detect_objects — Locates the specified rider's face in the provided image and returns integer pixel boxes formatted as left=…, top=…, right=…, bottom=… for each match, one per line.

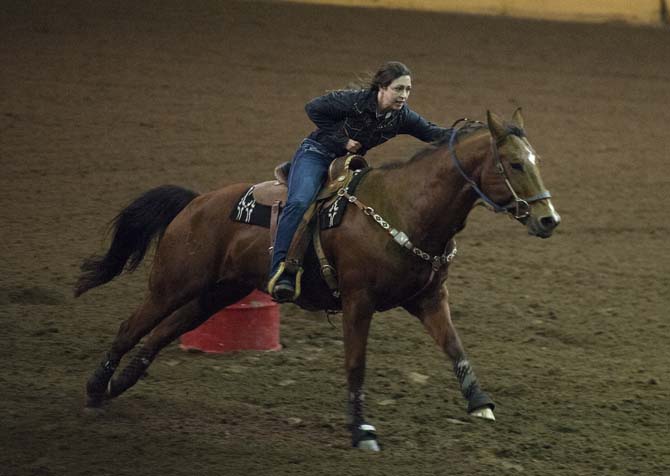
left=377, top=75, right=412, bottom=112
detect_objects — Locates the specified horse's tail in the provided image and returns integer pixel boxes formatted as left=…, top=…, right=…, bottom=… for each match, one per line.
left=74, top=185, right=199, bottom=297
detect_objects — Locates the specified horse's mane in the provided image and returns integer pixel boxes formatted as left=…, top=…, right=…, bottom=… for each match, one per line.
left=378, top=121, right=489, bottom=171
left=378, top=120, right=528, bottom=171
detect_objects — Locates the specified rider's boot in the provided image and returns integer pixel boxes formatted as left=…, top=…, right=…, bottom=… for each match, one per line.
left=268, top=262, right=299, bottom=303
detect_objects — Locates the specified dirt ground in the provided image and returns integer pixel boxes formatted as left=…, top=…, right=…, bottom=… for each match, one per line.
left=1, top=1, right=669, bottom=475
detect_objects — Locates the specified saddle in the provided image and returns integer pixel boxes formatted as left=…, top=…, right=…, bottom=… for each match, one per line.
left=258, top=154, right=369, bottom=300
left=253, top=154, right=368, bottom=205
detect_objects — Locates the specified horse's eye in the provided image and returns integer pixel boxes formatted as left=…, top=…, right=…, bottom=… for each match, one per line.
left=510, top=163, right=524, bottom=172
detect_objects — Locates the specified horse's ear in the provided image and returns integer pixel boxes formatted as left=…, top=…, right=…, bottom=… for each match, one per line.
left=512, top=107, right=525, bottom=130
left=486, top=110, right=506, bottom=141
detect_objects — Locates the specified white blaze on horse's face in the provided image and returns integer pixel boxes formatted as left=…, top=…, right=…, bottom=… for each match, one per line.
left=525, top=148, right=537, bottom=165
left=378, top=75, right=411, bottom=112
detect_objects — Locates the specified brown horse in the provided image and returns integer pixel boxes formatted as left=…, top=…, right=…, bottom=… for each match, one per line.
left=76, top=110, right=560, bottom=451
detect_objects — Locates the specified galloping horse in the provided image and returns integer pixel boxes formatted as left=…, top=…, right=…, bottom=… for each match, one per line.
left=76, top=110, right=560, bottom=451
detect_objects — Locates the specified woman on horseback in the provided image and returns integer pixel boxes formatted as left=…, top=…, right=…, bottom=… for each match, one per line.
left=268, top=61, right=450, bottom=302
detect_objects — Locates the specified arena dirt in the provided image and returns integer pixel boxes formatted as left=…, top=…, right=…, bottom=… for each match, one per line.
left=1, top=1, right=669, bottom=475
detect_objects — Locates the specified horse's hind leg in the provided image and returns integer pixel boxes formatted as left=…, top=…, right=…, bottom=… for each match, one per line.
left=405, top=284, right=495, bottom=420
left=108, top=284, right=254, bottom=399
left=85, top=294, right=188, bottom=407
left=106, top=299, right=203, bottom=399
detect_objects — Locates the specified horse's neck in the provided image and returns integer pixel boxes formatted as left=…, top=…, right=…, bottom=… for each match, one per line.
left=370, top=132, right=491, bottom=253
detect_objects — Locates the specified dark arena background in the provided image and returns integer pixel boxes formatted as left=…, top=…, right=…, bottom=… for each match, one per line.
left=1, top=1, right=669, bottom=474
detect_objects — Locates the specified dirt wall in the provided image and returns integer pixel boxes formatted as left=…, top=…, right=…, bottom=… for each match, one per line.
left=283, top=0, right=666, bottom=24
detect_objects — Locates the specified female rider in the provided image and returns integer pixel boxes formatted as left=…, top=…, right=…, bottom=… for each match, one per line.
left=268, top=61, right=449, bottom=302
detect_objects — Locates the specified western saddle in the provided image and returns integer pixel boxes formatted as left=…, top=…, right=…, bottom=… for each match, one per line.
left=257, top=154, right=369, bottom=301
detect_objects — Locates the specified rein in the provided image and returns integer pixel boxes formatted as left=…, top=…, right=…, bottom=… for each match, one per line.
left=447, top=120, right=552, bottom=220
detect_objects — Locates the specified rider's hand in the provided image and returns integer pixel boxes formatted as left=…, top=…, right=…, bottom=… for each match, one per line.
left=346, top=139, right=362, bottom=153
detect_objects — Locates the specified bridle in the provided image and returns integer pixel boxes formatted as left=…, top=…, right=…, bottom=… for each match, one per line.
left=447, top=119, right=552, bottom=221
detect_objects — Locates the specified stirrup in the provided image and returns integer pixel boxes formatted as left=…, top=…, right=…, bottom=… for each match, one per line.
left=272, top=277, right=295, bottom=303
left=267, top=262, right=303, bottom=302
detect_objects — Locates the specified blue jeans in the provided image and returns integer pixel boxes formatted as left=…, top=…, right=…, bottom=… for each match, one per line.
left=270, top=139, right=336, bottom=275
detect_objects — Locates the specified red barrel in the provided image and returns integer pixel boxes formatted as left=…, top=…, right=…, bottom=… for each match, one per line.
left=180, top=290, right=281, bottom=353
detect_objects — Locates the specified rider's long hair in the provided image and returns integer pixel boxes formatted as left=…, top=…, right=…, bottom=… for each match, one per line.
left=341, top=61, right=412, bottom=91
left=369, top=61, right=411, bottom=90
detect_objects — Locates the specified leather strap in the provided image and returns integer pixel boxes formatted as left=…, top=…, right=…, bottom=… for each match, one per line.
left=313, top=225, right=340, bottom=298
left=285, top=202, right=317, bottom=273
left=269, top=200, right=282, bottom=255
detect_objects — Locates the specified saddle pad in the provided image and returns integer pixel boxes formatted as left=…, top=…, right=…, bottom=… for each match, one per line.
left=319, top=167, right=370, bottom=229
left=229, top=185, right=276, bottom=227
left=319, top=196, right=348, bottom=229
left=230, top=168, right=370, bottom=229
left=229, top=186, right=348, bottom=229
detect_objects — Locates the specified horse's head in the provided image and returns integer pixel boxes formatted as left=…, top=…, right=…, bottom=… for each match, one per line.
left=480, top=109, right=560, bottom=238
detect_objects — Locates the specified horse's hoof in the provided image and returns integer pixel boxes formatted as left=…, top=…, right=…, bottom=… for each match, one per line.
left=356, top=439, right=381, bottom=451
left=84, top=388, right=109, bottom=408
left=352, top=424, right=381, bottom=451
left=469, top=406, right=496, bottom=421
left=84, top=395, right=104, bottom=408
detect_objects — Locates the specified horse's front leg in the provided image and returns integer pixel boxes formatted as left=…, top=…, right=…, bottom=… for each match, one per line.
left=405, top=284, right=495, bottom=420
left=341, top=291, right=380, bottom=451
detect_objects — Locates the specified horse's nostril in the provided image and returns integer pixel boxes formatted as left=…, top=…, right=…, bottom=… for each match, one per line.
left=540, top=216, right=557, bottom=229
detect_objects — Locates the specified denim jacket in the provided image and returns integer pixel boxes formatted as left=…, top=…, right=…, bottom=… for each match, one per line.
left=305, top=89, right=448, bottom=157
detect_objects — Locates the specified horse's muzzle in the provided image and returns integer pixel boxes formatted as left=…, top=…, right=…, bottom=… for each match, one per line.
left=528, top=212, right=561, bottom=238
